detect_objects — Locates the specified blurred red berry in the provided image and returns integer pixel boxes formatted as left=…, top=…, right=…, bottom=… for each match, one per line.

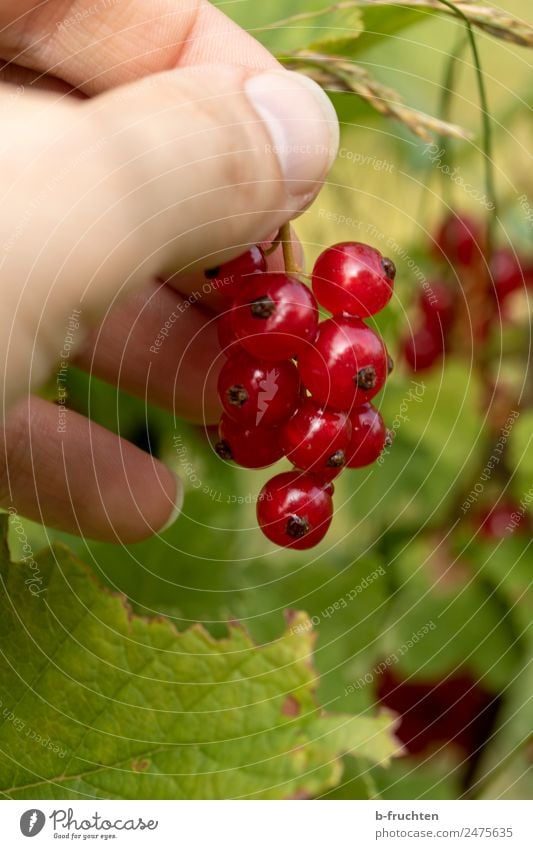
left=377, top=668, right=499, bottom=757
left=491, top=248, right=526, bottom=302
left=419, top=281, right=455, bottom=332
left=435, top=213, right=483, bottom=267
left=478, top=500, right=528, bottom=539
left=404, top=324, right=444, bottom=372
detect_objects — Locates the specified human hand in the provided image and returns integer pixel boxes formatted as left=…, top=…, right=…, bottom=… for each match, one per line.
left=0, top=0, right=339, bottom=542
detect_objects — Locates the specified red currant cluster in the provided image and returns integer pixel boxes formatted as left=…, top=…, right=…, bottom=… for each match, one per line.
left=403, top=212, right=533, bottom=372
left=211, top=240, right=396, bottom=549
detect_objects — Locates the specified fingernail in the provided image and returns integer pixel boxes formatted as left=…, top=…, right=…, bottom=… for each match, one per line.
left=159, top=472, right=184, bottom=533
left=245, top=70, right=339, bottom=205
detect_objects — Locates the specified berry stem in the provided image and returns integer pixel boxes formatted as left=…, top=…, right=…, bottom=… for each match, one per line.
left=434, top=34, right=468, bottom=209
left=280, top=223, right=302, bottom=275
left=435, top=2, right=502, bottom=422
left=435, top=1, right=498, bottom=233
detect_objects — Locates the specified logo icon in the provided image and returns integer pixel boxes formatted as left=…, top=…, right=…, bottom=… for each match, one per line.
left=20, top=810, right=45, bottom=837
left=256, top=369, right=279, bottom=425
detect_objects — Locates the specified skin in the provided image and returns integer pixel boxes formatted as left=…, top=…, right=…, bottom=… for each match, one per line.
left=0, top=0, right=315, bottom=542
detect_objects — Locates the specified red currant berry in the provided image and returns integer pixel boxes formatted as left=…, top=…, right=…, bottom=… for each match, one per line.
left=281, top=399, right=352, bottom=480
left=215, top=414, right=283, bottom=469
left=231, top=273, right=318, bottom=361
left=257, top=471, right=333, bottom=549
left=478, top=501, right=528, bottom=539
left=297, top=316, right=388, bottom=410
left=217, top=310, right=242, bottom=358
left=312, top=241, right=396, bottom=317
left=346, top=403, right=387, bottom=468
left=217, top=352, right=300, bottom=428
left=419, top=281, right=455, bottom=332
left=204, top=245, right=266, bottom=300
left=491, top=249, right=524, bottom=302
left=322, top=480, right=335, bottom=497
left=435, top=213, right=483, bottom=267
left=403, top=324, right=444, bottom=372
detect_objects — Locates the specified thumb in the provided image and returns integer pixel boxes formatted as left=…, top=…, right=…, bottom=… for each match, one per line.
left=0, top=67, right=338, bottom=408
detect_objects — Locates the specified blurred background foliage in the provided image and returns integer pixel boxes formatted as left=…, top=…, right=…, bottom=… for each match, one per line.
left=10, top=1, right=532, bottom=799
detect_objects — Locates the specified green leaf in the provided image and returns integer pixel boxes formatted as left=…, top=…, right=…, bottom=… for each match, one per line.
left=259, top=3, right=363, bottom=36
left=292, top=1, right=533, bottom=49
left=328, top=359, right=485, bottom=532
left=455, top=533, right=533, bottom=636
left=0, top=517, right=400, bottom=799
left=351, top=4, right=428, bottom=53
left=244, top=1, right=364, bottom=55
left=256, top=2, right=424, bottom=54
left=508, top=410, right=533, bottom=508
left=306, top=34, right=363, bottom=55
left=83, top=522, right=395, bottom=723
left=254, top=1, right=533, bottom=54
left=248, top=0, right=532, bottom=141
left=325, top=750, right=461, bottom=799
left=383, top=533, right=522, bottom=690
left=469, top=630, right=532, bottom=799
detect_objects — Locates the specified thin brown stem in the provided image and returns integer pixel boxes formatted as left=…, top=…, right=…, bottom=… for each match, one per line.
left=280, top=223, right=302, bottom=275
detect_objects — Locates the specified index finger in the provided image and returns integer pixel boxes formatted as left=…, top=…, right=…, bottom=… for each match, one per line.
left=1, top=0, right=279, bottom=94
